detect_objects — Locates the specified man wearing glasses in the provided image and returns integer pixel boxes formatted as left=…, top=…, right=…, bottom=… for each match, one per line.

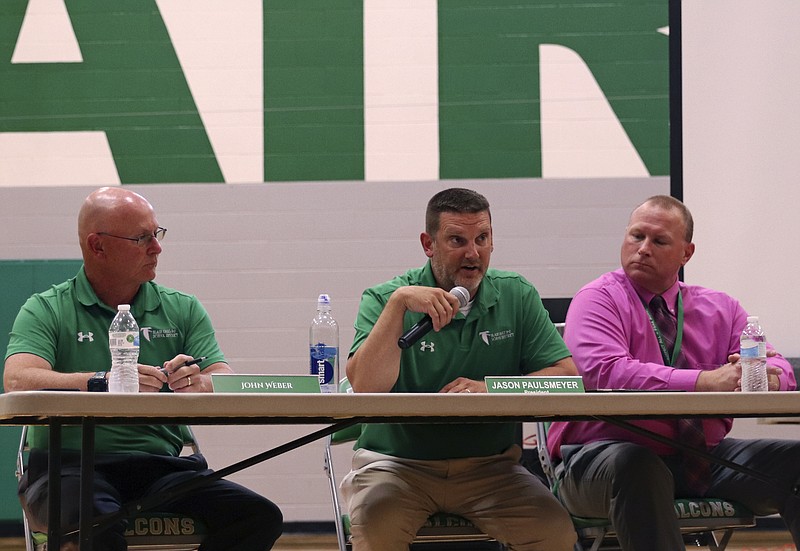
left=4, top=187, right=283, bottom=550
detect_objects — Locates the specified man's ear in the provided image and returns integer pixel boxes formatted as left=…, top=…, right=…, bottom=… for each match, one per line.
left=420, top=232, right=434, bottom=258
left=682, top=242, right=696, bottom=266
left=86, top=234, right=104, bottom=256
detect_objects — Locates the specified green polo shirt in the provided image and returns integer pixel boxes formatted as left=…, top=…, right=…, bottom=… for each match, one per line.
left=350, top=262, right=571, bottom=460
left=5, top=267, right=226, bottom=454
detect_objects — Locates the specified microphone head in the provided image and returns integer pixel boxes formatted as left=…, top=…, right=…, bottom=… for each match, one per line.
left=450, top=286, right=470, bottom=307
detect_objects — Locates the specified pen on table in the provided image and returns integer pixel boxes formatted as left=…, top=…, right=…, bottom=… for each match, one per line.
left=161, top=356, right=207, bottom=374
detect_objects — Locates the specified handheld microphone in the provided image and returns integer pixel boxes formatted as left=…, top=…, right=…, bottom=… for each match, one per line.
left=397, top=286, right=470, bottom=349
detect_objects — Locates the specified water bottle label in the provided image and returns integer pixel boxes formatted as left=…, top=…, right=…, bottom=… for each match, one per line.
left=310, top=345, right=337, bottom=386
left=110, top=331, right=139, bottom=348
left=740, top=344, right=757, bottom=358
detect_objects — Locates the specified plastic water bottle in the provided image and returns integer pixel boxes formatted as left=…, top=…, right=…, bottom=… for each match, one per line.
left=310, top=294, right=339, bottom=393
left=740, top=316, right=768, bottom=392
left=108, top=304, right=140, bottom=393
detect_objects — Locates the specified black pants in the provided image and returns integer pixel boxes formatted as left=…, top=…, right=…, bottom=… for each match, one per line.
left=558, top=438, right=800, bottom=551
left=21, top=449, right=283, bottom=551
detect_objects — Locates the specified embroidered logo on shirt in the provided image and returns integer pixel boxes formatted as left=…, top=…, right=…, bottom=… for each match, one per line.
left=479, top=329, right=515, bottom=346
left=141, top=327, right=179, bottom=342
left=419, top=341, right=435, bottom=352
left=77, top=331, right=94, bottom=342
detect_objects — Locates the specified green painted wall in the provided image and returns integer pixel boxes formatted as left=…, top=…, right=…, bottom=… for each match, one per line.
left=438, top=0, right=669, bottom=178
left=264, top=0, right=364, bottom=181
left=0, top=0, right=222, bottom=183
left=0, top=260, right=83, bottom=523
left=0, top=0, right=668, bottom=184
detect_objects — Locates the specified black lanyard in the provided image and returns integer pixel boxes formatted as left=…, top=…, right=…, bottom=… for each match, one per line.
left=643, top=292, right=684, bottom=367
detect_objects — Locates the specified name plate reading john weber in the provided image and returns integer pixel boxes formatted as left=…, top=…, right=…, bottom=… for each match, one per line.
left=485, top=376, right=585, bottom=394
left=211, top=374, right=321, bottom=393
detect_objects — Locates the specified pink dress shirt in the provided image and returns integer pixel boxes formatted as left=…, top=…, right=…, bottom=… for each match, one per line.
left=547, top=269, right=796, bottom=459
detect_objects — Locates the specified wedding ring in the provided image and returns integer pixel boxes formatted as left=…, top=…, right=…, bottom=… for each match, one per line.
left=464, top=389, right=471, bottom=393
left=187, top=376, right=192, bottom=387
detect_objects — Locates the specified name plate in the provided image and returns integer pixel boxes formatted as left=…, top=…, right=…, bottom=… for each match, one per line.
left=212, top=374, right=321, bottom=393
left=485, top=376, right=585, bottom=394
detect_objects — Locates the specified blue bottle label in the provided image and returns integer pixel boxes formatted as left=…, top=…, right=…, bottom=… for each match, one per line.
left=740, top=344, right=758, bottom=358
left=310, top=344, right=337, bottom=386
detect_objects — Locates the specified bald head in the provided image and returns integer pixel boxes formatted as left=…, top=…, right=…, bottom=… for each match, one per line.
left=78, top=187, right=163, bottom=305
left=78, top=187, right=154, bottom=246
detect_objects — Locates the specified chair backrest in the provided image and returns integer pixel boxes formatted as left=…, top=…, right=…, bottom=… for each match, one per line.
left=534, top=422, right=558, bottom=490
left=16, top=425, right=206, bottom=551
left=534, top=421, right=755, bottom=551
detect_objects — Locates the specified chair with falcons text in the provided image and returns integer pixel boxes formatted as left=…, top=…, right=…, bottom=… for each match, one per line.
left=16, top=424, right=207, bottom=551
left=534, top=422, right=756, bottom=551
left=323, top=378, right=505, bottom=551
left=538, top=322, right=755, bottom=550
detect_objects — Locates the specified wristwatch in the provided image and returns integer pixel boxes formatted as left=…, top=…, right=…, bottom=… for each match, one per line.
left=88, top=371, right=109, bottom=392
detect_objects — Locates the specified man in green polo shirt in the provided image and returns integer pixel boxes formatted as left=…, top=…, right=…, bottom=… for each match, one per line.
left=4, top=187, right=282, bottom=550
left=341, top=188, right=578, bottom=551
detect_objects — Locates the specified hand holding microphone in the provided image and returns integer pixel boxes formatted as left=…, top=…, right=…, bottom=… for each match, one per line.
left=398, top=286, right=470, bottom=349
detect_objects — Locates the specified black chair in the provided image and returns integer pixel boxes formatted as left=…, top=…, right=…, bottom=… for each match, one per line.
left=16, top=425, right=207, bottom=551
left=534, top=422, right=756, bottom=551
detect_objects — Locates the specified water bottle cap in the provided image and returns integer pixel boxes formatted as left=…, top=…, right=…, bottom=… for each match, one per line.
left=118, top=304, right=131, bottom=312
left=747, top=315, right=758, bottom=323
left=317, top=294, right=331, bottom=308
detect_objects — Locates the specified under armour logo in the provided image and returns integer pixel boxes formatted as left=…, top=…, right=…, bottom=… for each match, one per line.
left=419, top=341, right=435, bottom=352
left=77, top=332, right=94, bottom=342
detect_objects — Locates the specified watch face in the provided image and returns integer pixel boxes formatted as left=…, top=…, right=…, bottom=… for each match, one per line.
left=88, top=372, right=108, bottom=392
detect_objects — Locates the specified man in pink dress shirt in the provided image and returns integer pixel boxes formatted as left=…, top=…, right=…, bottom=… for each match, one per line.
left=548, top=195, right=800, bottom=550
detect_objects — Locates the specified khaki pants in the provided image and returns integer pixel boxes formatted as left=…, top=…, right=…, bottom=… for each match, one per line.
left=341, top=445, right=576, bottom=551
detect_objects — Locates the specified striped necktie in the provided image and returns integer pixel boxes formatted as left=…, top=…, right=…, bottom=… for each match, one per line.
left=650, top=295, right=711, bottom=495
left=650, top=295, right=677, bottom=356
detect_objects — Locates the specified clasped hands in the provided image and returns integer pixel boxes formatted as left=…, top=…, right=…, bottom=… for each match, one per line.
left=696, top=351, right=782, bottom=392
left=137, top=354, right=203, bottom=393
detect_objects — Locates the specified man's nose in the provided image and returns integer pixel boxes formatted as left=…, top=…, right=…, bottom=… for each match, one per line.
left=149, top=237, right=163, bottom=254
left=465, top=242, right=480, bottom=258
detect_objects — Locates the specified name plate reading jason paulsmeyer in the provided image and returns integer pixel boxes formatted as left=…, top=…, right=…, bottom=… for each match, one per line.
left=211, top=374, right=321, bottom=393
left=485, top=376, right=585, bottom=394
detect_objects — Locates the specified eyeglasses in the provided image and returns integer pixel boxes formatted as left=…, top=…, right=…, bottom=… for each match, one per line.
left=97, top=227, right=167, bottom=247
